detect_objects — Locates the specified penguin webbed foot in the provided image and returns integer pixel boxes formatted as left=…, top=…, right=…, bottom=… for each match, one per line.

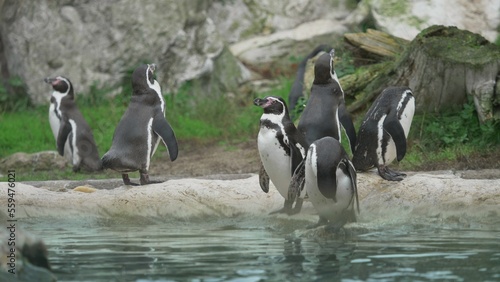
left=377, top=165, right=406, bottom=181
left=122, top=174, right=140, bottom=186
left=269, top=198, right=303, bottom=215
left=139, top=172, right=163, bottom=185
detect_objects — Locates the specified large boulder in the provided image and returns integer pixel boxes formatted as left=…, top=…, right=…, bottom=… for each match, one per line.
left=0, top=151, right=68, bottom=172
left=0, top=0, right=245, bottom=104
left=209, top=0, right=357, bottom=44
left=368, top=0, right=500, bottom=42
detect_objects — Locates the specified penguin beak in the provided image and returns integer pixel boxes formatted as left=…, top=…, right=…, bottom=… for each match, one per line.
left=148, top=64, right=156, bottom=73
left=253, top=98, right=268, bottom=108
left=44, top=77, right=57, bottom=86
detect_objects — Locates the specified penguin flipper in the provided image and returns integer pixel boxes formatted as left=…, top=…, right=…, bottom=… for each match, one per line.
left=383, top=117, right=407, bottom=161
left=339, top=103, right=357, bottom=155
left=258, top=164, right=270, bottom=193
left=288, top=160, right=306, bottom=203
left=56, top=120, right=72, bottom=156
left=346, top=160, right=360, bottom=215
left=317, top=162, right=337, bottom=201
left=290, top=143, right=304, bottom=176
left=153, top=115, right=178, bottom=161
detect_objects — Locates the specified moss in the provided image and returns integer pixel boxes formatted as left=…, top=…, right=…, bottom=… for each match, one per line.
left=374, top=0, right=409, bottom=17
left=413, top=25, right=500, bottom=66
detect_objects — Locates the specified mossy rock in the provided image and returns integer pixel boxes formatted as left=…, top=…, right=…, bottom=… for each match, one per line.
left=413, top=25, right=500, bottom=67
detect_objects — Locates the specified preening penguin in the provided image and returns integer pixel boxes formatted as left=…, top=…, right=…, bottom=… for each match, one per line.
left=44, top=76, right=102, bottom=172
left=290, top=137, right=359, bottom=231
left=254, top=96, right=308, bottom=215
left=352, top=86, right=415, bottom=181
left=102, top=64, right=178, bottom=185
left=297, top=49, right=356, bottom=153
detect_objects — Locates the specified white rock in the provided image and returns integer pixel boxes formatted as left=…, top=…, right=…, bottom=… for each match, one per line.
left=370, top=0, right=500, bottom=42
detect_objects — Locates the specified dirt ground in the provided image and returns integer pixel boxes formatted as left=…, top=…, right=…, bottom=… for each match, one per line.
left=148, top=140, right=500, bottom=179
left=149, top=140, right=262, bottom=178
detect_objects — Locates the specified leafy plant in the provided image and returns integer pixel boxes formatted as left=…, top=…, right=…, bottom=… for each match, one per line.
left=414, top=101, right=500, bottom=148
left=0, top=76, right=32, bottom=112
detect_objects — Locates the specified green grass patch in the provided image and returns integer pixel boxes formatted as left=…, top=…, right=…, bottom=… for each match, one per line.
left=395, top=100, right=500, bottom=170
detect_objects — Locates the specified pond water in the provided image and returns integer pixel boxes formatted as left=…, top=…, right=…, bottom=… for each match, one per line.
left=25, top=217, right=500, bottom=282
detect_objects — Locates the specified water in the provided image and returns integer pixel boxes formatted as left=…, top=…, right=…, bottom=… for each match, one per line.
left=25, top=218, right=500, bottom=282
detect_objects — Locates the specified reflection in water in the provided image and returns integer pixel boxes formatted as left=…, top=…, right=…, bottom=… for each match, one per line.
left=23, top=219, right=500, bottom=282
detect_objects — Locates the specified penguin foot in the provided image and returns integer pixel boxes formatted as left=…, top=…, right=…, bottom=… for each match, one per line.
left=377, top=166, right=406, bottom=181
left=269, top=207, right=290, bottom=215
left=139, top=173, right=163, bottom=185
left=270, top=199, right=303, bottom=215
left=288, top=198, right=304, bottom=215
left=122, top=174, right=140, bottom=186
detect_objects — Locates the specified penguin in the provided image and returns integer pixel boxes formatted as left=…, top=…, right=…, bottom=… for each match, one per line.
left=101, top=64, right=178, bottom=186
left=44, top=76, right=102, bottom=172
left=352, top=86, right=415, bottom=181
left=294, top=136, right=359, bottom=231
left=288, top=44, right=332, bottom=118
left=287, top=50, right=357, bottom=212
left=297, top=49, right=356, bottom=153
left=254, top=96, right=308, bottom=215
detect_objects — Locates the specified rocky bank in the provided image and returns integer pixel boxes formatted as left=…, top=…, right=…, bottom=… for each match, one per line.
left=1, top=170, right=499, bottom=230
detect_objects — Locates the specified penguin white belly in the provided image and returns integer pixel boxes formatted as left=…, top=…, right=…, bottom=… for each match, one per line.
left=49, top=105, right=72, bottom=162
left=48, top=104, right=60, bottom=140
left=145, top=118, right=154, bottom=171
left=384, top=139, right=398, bottom=165
left=258, top=128, right=292, bottom=199
left=305, top=148, right=353, bottom=222
left=68, top=119, right=80, bottom=166
left=399, top=97, right=415, bottom=137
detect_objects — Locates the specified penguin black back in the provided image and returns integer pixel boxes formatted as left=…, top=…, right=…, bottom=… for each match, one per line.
left=102, top=64, right=178, bottom=186
left=297, top=50, right=357, bottom=151
left=288, top=44, right=332, bottom=115
left=352, top=86, right=415, bottom=181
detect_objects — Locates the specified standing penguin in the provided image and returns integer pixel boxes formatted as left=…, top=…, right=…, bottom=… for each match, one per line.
left=254, top=96, right=308, bottom=215
left=297, top=49, right=356, bottom=153
left=102, top=64, right=178, bottom=185
left=352, top=86, right=415, bottom=181
left=290, top=137, right=359, bottom=231
left=44, top=76, right=102, bottom=172
left=288, top=44, right=332, bottom=117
